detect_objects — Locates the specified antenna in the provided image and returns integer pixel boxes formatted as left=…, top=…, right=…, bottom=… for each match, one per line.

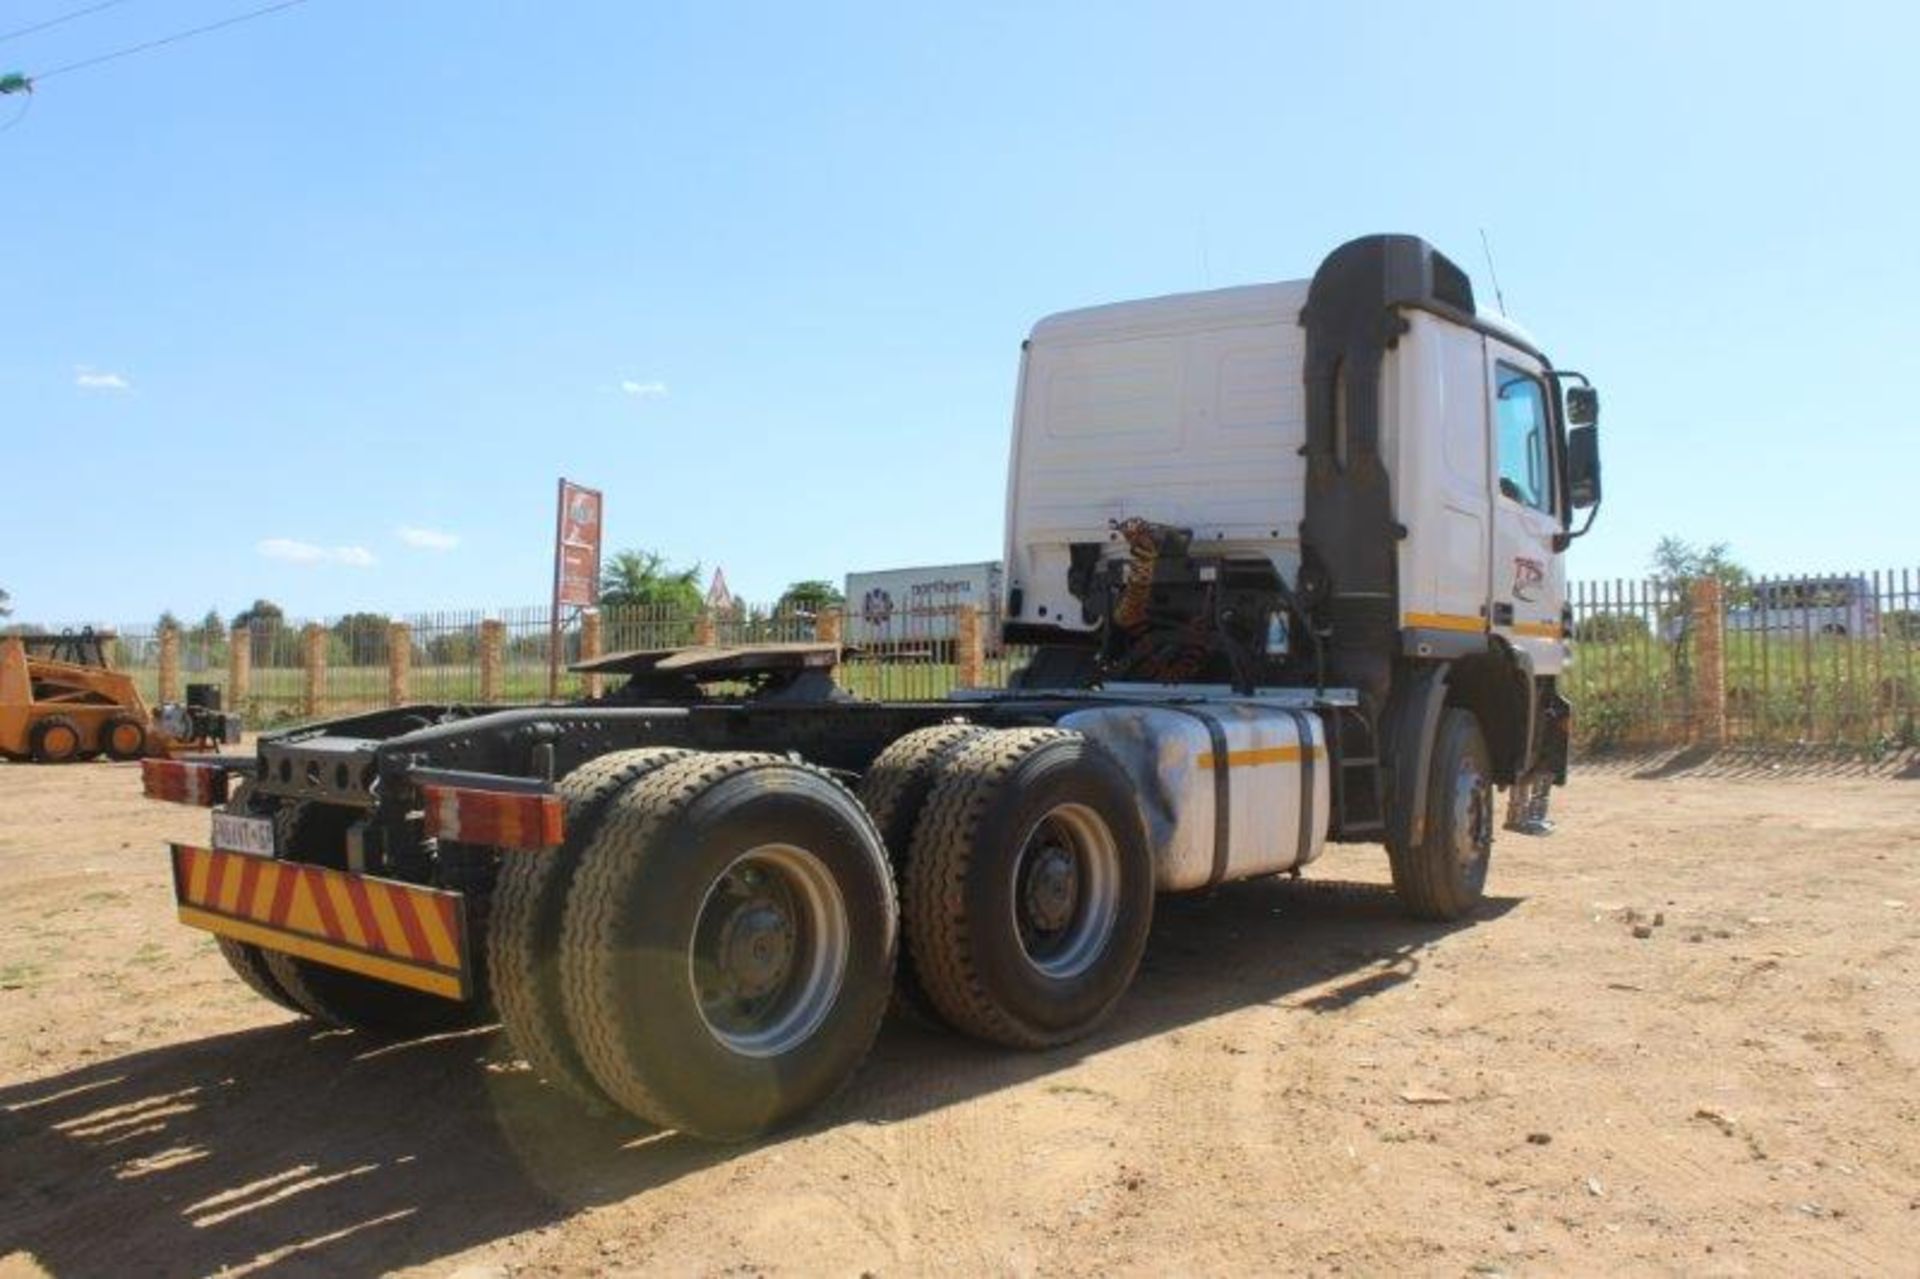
left=1478, top=227, right=1508, bottom=315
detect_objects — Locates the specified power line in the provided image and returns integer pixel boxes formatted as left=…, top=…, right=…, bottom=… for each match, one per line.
left=0, top=0, right=141, bottom=47
left=33, top=0, right=312, bottom=83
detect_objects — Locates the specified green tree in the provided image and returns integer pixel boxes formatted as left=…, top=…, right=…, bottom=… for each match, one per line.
left=199, top=609, right=225, bottom=642
left=1885, top=610, right=1920, bottom=641
left=232, top=598, right=285, bottom=631
left=0, top=587, right=10, bottom=619
left=777, top=579, right=844, bottom=616
left=232, top=598, right=286, bottom=665
left=156, top=609, right=183, bottom=633
left=1650, top=537, right=1752, bottom=605
left=331, top=611, right=393, bottom=662
left=425, top=626, right=479, bottom=665
left=1650, top=537, right=1752, bottom=679
left=599, top=549, right=703, bottom=611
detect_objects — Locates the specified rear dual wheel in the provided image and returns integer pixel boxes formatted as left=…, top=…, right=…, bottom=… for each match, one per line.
left=557, top=753, right=896, bottom=1139
left=488, top=747, right=690, bottom=1106
left=901, top=728, right=1154, bottom=1049
left=856, top=722, right=989, bottom=1019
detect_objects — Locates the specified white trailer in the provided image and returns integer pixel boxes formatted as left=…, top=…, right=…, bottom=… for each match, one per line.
left=843, top=561, right=1004, bottom=650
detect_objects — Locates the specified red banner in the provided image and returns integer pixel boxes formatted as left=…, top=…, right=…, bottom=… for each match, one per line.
left=554, top=480, right=603, bottom=608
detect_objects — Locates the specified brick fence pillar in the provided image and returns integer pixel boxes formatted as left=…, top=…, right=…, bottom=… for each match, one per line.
left=815, top=608, right=842, bottom=647
left=581, top=609, right=604, bottom=699
left=157, top=624, right=182, bottom=704
left=228, top=624, right=251, bottom=705
left=302, top=623, right=326, bottom=717
left=388, top=621, right=411, bottom=706
left=1690, top=578, right=1726, bottom=747
left=694, top=611, right=717, bottom=647
left=955, top=604, right=984, bottom=689
left=479, top=619, right=505, bottom=702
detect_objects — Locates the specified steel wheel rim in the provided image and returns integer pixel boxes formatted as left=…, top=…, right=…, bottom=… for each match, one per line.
left=1449, top=755, right=1493, bottom=887
left=1009, top=802, right=1121, bottom=981
left=688, top=843, right=849, bottom=1058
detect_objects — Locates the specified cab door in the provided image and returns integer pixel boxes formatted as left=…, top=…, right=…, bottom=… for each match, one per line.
left=1485, top=342, right=1566, bottom=674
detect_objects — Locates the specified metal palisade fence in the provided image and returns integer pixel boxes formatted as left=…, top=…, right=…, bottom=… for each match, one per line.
left=1565, top=568, right=1919, bottom=752
left=42, top=569, right=1920, bottom=752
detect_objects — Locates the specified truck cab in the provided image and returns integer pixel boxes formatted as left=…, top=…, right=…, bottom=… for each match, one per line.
left=1001, top=234, right=1600, bottom=834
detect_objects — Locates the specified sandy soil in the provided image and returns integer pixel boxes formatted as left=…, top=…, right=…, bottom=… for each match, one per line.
left=1, top=755, right=1915, bottom=1277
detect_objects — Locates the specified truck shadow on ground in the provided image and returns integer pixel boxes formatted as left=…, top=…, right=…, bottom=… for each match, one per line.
left=0, top=876, right=1516, bottom=1277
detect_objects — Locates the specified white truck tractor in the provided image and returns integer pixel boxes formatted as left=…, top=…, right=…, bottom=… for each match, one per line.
left=144, top=234, right=1602, bottom=1139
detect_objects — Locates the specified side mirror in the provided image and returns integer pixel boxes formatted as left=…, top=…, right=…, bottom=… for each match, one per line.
left=1566, top=385, right=1599, bottom=426
left=1567, top=424, right=1601, bottom=509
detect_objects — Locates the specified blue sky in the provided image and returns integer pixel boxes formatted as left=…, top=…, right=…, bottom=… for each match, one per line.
left=3, top=0, right=1915, bottom=627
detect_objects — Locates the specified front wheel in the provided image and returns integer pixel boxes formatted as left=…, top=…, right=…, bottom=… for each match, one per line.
left=1388, top=708, right=1493, bottom=921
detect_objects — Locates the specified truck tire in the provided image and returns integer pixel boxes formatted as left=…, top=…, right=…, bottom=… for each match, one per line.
left=904, top=728, right=1154, bottom=1049
left=857, top=722, right=986, bottom=1020
left=561, top=753, right=896, bottom=1139
left=489, top=747, right=689, bottom=1107
left=1388, top=707, right=1494, bottom=921
left=100, top=714, right=148, bottom=761
left=261, top=801, right=486, bottom=1037
left=214, top=937, right=307, bottom=1015
left=263, top=950, right=479, bottom=1036
left=29, top=715, right=83, bottom=764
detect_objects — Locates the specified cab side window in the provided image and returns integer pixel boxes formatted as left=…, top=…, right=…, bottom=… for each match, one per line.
left=1494, top=363, right=1553, bottom=514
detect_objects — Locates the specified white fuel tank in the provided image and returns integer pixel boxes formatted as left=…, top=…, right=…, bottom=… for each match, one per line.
left=1060, top=702, right=1329, bottom=892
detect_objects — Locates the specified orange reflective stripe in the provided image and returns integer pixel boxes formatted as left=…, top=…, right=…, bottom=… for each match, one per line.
left=384, top=885, right=435, bottom=964
left=322, top=876, right=367, bottom=947
left=234, top=853, right=265, bottom=916
left=184, top=848, right=212, bottom=904
left=1195, top=745, right=1321, bottom=769
left=1404, top=612, right=1486, bottom=634
left=341, top=876, right=387, bottom=951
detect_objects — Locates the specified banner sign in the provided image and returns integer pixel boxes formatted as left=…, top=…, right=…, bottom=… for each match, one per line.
left=554, top=480, right=603, bottom=608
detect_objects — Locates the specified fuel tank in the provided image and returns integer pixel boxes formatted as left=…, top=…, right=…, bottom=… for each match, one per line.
left=1060, top=702, right=1328, bottom=891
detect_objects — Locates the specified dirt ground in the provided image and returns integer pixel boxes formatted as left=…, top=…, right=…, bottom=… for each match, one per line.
left=0, top=754, right=1915, bottom=1278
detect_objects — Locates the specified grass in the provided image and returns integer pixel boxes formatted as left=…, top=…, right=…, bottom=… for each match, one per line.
left=1566, top=633, right=1919, bottom=751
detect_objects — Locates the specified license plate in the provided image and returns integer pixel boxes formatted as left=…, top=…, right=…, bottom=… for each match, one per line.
left=211, top=812, right=276, bottom=857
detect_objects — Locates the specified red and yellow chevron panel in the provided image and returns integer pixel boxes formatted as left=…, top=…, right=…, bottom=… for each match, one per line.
left=170, top=844, right=470, bottom=1000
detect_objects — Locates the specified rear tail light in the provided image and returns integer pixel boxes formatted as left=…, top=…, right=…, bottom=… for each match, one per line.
left=422, top=785, right=564, bottom=851
left=143, top=759, right=231, bottom=807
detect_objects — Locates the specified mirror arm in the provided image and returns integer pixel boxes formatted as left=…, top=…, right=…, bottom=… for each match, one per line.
left=1552, top=499, right=1601, bottom=553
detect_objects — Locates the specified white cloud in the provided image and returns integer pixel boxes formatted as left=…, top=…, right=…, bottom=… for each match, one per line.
left=75, top=367, right=130, bottom=391
left=257, top=538, right=376, bottom=567
left=619, top=379, right=668, bottom=399
left=397, top=525, right=460, bottom=552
